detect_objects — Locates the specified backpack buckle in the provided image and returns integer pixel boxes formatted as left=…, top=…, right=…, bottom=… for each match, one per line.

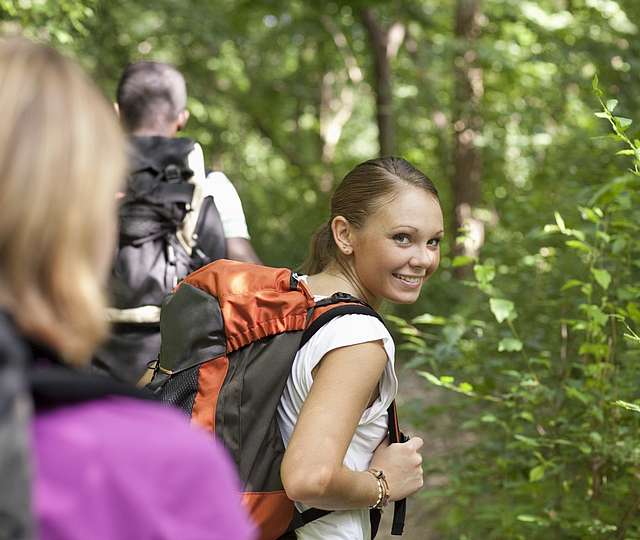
left=290, top=272, right=300, bottom=290
left=164, top=164, right=181, bottom=183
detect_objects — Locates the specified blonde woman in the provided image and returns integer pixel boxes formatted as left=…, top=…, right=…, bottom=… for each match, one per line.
left=0, top=38, right=255, bottom=540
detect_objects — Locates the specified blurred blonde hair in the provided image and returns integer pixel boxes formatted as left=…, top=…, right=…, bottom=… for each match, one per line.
left=0, top=38, right=126, bottom=365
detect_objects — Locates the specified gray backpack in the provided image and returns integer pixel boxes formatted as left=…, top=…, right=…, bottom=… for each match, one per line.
left=92, top=136, right=226, bottom=384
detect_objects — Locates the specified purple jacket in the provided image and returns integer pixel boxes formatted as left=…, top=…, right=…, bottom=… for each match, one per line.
left=33, top=397, right=256, bottom=540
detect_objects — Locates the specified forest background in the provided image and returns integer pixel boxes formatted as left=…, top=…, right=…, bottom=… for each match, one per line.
left=3, top=0, right=640, bottom=538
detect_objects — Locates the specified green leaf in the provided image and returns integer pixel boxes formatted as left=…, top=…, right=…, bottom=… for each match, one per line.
left=565, top=385, right=590, bottom=404
left=498, top=337, right=523, bottom=352
left=554, top=211, right=567, bottom=233
left=594, top=111, right=609, bottom=119
left=580, top=304, right=608, bottom=327
left=529, top=465, right=545, bottom=482
left=616, top=116, right=633, bottom=129
left=579, top=443, right=592, bottom=454
left=579, top=343, right=609, bottom=358
left=517, top=514, right=545, bottom=524
left=606, top=99, right=618, bottom=112
left=411, top=313, right=447, bottom=325
left=567, top=228, right=586, bottom=241
left=591, top=268, right=611, bottom=290
left=616, top=149, right=636, bottom=156
left=452, top=255, right=475, bottom=267
left=490, top=298, right=516, bottom=324
left=561, top=279, right=583, bottom=291
left=565, top=240, right=591, bottom=253
left=474, top=264, right=496, bottom=285
left=612, top=237, right=627, bottom=254
left=579, top=206, right=602, bottom=223
left=520, top=411, right=534, bottom=422
left=614, top=400, right=640, bottom=413
left=627, top=302, right=640, bottom=324
left=514, top=434, right=540, bottom=447
left=418, top=371, right=442, bottom=387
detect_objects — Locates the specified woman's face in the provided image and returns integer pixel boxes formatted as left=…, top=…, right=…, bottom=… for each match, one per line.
left=348, top=186, right=444, bottom=306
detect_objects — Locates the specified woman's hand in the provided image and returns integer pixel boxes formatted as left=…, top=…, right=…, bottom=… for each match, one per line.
left=369, top=436, right=424, bottom=501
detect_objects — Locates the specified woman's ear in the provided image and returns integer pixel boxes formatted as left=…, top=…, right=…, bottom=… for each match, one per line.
left=331, top=216, right=354, bottom=256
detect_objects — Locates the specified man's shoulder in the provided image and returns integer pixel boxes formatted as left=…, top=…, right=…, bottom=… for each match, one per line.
left=206, top=170, right=234, bottom=185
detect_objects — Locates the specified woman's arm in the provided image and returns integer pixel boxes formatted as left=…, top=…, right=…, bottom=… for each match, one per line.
left=280, top=340, right=423, bottom=510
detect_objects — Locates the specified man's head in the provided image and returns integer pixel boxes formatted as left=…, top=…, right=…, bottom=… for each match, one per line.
left=116, top=61, right=189, bottom=136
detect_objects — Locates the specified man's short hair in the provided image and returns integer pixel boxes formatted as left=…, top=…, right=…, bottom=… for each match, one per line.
left=116, top=61, right=187, bottom=132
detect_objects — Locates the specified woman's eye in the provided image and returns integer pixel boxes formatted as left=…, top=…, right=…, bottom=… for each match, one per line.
left=393, top=233, right=411, bottom=244
left=427, top=238, right=441, bottom=247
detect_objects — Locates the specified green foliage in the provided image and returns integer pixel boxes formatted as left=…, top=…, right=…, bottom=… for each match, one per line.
left=401, top=87, right=640, bottom=538
left=0, top=0, right=97, bottom=45
left=7, top=2, right=640, bottom=535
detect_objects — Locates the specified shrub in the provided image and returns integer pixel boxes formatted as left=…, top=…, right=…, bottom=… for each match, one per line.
left=398, top=79, right=640, bottom=539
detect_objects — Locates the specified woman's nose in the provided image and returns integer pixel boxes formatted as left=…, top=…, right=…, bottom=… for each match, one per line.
left=410, top=246, right=436, bottom=269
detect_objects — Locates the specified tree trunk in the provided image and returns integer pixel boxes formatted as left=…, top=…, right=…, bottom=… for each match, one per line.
left=360, top=8, right=397, bottom=157
left=452, top=0, right=484, bottom=274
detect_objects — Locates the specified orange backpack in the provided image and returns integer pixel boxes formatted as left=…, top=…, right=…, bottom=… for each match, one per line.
left=148, top=260, right=406, bottom=539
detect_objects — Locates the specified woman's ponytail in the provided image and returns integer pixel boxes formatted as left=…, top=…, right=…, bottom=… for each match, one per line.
left=301, top=222, right=335, bottom=275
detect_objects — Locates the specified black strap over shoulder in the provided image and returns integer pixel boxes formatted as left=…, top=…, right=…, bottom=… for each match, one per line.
left=300, top=291, right=388, bottom=348
left=300, top=303, right=385, bottom=349
left=384, top=402, right=408, bottom=537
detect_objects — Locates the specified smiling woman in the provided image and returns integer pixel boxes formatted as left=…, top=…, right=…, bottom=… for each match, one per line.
left=278, top=157, right=443, bottom=540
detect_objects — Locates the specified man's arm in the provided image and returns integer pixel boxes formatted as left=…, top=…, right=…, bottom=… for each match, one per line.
left=207, top=171, right=262, bottom=264
left=226, top=237, right=262, bottom=264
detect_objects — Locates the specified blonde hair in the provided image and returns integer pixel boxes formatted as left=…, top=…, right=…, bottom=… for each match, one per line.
left=303, top=157, right=439, bottom=274
left=0, top=38, right=127, bottom=365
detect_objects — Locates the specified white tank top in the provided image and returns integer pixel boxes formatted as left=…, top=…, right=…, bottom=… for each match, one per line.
left=277, top=302, right=398, bottom=539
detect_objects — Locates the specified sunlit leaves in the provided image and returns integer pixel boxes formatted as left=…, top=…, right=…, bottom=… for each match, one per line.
left=490, top=298, right=516, bottom=324
left=613, top=400, right=640, bottom=414
left=591, top=268, right=611, bottom=290
left=411, top=313, right=447, bottom=325
left=498, top=337, right=523, bottom=352
left=529, top=464, right=545, bottom=482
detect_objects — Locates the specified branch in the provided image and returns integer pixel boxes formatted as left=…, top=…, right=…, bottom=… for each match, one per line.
left=321, top=15, right=363, bottom=84
left=359, top=8, right=395, bottom=155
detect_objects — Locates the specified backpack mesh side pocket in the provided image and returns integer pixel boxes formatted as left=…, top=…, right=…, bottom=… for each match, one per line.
left=156, top=365, right=200, bottom=415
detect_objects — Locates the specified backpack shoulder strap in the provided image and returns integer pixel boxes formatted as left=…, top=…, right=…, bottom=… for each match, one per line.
left=177, top=143, right=226, bottom=260
left=301, top=294, right=385, bottom=349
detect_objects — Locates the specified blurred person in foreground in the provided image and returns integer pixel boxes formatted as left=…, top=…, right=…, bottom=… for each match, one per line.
left=0, top=37, right=255, bottom=540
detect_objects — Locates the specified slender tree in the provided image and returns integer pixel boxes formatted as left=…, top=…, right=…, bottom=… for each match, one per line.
left=452, top=0, right=484, bottom=273
left=360, top=8, right=405, bottom=157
